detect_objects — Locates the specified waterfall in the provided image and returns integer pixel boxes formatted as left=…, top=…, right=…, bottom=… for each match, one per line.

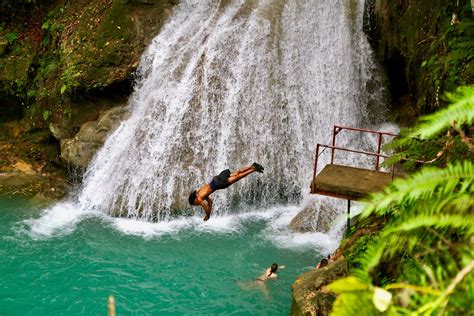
left=78, top=0, right=388, bottom=221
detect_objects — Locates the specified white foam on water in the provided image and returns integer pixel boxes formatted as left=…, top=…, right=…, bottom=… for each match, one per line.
left=24, top=202, right=96, bottom=239
left=260, top=205, right=343, bottom=254
left=23, top=201, right=341, bottom=254
left=108, top=206, right=281, bottom=237
left=22, top=199, right=345, bottom=261
left=108, top=204, right=343, bottom=253
left=110, top=216, right=195, bottom=238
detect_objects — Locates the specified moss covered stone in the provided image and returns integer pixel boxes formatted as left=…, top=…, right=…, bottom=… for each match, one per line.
left=0, top=35, right=37, bottom=98
left=0, top=0, right=175, bottom=121
left=55, top=0, right=174, bottom=91
left=291, top=259, right=348, bottom=316
left=0, top=0, right=176, bottom=189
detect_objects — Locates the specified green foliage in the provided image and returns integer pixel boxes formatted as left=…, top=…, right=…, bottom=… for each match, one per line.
left=41, top=21, right=50, bottom=31
left=421, top=22, right=474, bottom=102
left=384, top=86, right=474, bottom=169
left=329, top=278, right=397, bottom=315
left=43, top=61, right=58, bottom=76
left=413, top=86, right=474, bottom=139
left=42, top=110, right=50, bottom=121
left=381, top=0, right=473, bottom=112
left=344, top=233, right=377, bottom=271
left=330, top=87, right=474, bottom=315
left=60, top=65, right=82, bottom=94
left=362, top=161, right=473, bottom=217
left=4, top=32, right=18, bottom=45
left=26, top=89, right=35, bottom=97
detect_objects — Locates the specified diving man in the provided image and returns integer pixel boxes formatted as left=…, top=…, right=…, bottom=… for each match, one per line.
left=188, top=163, right=264, bottom=221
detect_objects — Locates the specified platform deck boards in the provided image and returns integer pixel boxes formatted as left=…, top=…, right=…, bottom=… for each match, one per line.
left=311, top=164, right=393, bottom=200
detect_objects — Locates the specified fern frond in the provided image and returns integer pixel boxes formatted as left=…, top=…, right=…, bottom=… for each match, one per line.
left=411, top=86, right=474, bottom=139
left=429, top=193, right=474, bottom=214
left=352, top=237, right=386, bottom=281
left=330, top=291, right=397, bottom=316
left=384, top=215, right=474, bottom=236
left=362, top=161, right=474, bottom=217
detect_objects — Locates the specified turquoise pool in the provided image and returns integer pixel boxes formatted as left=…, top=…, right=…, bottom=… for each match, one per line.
left=0, top=197, right=337, bottom=315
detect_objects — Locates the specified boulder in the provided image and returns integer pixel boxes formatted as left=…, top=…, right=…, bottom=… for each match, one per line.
left=289, top=200, right=339, bottom=233
left=60, top=106, right=130, bottom=168
left=49, top=122, right=73, bottom=140
left=60, top=138, right=102, bottom=169
left=290, top=259, right=347, bottom=316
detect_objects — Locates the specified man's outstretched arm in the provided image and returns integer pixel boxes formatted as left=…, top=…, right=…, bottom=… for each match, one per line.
left=205, top=196, right=213, bottom=209
left=199, top=197, right=212, bottom=221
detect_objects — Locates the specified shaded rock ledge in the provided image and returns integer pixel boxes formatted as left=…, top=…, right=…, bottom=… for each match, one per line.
left=59, top=105, right=130, bottom=168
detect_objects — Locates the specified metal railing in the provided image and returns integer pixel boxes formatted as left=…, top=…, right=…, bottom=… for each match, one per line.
left=312, top=125, right=399, bottom=190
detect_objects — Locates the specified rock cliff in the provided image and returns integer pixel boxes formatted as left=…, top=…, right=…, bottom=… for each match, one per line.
left=0, top=0, right=177, bottom=197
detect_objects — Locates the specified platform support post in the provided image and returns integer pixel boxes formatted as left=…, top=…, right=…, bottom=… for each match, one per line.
left=346, top=199, right=351, bottom=236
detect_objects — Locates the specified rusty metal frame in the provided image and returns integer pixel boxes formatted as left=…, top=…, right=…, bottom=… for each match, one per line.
left=312, top=125, right=399, bottom=193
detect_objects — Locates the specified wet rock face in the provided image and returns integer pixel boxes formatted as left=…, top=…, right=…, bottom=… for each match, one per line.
left=289, top=200, right=338, bottom=233
left=291, top=259, right=347, bottom=316
left=60, top=106, right=130, bottom=168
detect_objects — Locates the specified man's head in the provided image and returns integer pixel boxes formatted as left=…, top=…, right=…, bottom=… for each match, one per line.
left=188, top=190, right=197, bottom=205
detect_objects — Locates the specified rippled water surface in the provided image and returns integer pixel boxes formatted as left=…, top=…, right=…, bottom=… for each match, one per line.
left=0, top=197, right=338, bottom=315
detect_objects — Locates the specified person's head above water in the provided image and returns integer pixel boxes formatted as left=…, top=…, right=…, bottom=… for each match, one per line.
left=316, top=258, right=328, bottom=269
left=188, top=190, right=197, bottom=205
left=268, top=263, right=278, bottom=276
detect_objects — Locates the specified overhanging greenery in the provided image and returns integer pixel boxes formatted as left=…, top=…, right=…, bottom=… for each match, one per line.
left=328, top=86, right=474, bottom=315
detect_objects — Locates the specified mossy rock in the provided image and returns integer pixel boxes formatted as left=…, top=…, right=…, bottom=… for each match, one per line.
left=0, top=39, right=36, bottom=96
left=291, top=259, right=348, bottom=316
left=56, top=0, right=175, bottom=91
left=0, top=0, right=176, bottom=133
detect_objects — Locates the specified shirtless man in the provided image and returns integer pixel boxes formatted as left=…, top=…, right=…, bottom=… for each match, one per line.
left=188, top=162, right=264, bottom=221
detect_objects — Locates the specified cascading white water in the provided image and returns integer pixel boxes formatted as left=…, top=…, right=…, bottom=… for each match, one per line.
left=78, top=0, right=389, bottom=221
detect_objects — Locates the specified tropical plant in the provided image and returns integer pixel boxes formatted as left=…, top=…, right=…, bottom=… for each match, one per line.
left=328, top=86, right=474, bottom=315
left=384, top=86, right=474, bottom=169
left=4, top=32, right=18, bottom=45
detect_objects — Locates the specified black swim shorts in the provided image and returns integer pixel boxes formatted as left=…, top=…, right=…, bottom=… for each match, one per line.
left=210, top=169, right=231, bottom=191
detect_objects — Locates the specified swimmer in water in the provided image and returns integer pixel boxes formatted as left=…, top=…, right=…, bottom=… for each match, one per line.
left=237, top=263, right=285, bottom=299
left=255, top=263, right=283, bottom=282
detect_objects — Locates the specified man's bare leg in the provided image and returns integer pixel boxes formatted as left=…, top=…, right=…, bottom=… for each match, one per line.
left=228, top=163, right=264, bottom=184
left=228, top=167, right=256, bottom=184
left=230, top=165, right=254, bottom=177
